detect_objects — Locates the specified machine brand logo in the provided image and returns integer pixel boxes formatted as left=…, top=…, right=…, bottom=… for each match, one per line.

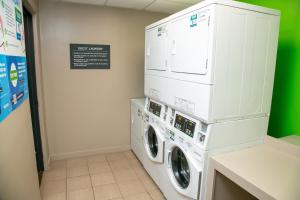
left=157, top=27, right=162, bottom=36
left=190, top=14, right=197, bottom=27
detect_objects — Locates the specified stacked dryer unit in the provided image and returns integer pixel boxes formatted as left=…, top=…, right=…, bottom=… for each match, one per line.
left=144, top=0, right=280, bottom=200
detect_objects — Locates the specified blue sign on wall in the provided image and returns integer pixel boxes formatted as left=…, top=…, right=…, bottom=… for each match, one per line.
left=0, top=0, right=28, bottom=122
left=0, top=55, right=28, bottom=122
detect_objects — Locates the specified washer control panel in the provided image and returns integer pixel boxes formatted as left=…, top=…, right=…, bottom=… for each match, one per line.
left=149, top=101, right=162, bottom=117
left=174, top=114, right=196, bottom=138
left=166, top=107, right=209, bottom=148
left=145, top=98, right=167, bottom=120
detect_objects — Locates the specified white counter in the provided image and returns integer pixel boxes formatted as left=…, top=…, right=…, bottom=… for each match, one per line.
left=206, top=136, right=300, bottom=200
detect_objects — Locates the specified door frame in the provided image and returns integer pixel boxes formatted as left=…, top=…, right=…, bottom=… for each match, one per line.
left=23, top=6, right=44, bottom=174
left=22, top=0, right=49, bottom=170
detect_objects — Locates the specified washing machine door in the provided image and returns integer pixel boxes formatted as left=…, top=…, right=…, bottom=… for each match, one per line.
left=167, top=144, right=202, bottom=199
left=144, top=123, right=164, bottom=163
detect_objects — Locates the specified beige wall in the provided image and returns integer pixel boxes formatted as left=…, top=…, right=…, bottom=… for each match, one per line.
left=0, top=0, right=42, bottom=199
left=39, top=0, right=166, bottom=159
left=0, top=101, right=41, bottom=200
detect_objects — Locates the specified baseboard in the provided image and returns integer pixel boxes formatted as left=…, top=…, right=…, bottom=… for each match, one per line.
left=45, top=156, right=51, bottom=170
left=50, top=145, right=131, bottom=161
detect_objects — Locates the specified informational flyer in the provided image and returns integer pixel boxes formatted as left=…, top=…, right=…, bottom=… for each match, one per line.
left=0, top=0, right=28, bottom=122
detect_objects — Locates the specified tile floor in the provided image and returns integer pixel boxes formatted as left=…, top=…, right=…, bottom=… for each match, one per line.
left=41, top=151, right=166, bottom=200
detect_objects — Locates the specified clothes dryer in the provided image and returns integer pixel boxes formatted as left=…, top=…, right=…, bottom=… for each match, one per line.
left=145, top=0, right=280, bottom=123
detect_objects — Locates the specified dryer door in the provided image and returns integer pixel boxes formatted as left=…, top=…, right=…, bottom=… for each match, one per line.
left=169, top=9, right=210, bottom=76
left=167, top=144, right=202, bottom=199
left=145, top=24, right=168, bottom=72
left=144, top=123, right=165, bottom=163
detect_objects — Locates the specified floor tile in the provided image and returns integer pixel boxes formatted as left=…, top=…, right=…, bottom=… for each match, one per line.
left=50, top=160, right=67, bottom=170
left=117, top=180, right=146, bottom=197
left=67, top=166, right=89, bottom=178
left=41, top=179, right=66, bottom=195
left=141, top=177, right=158, bottom=192
left=124, top=151, right=136, bottom=160
left=134, top=168, right=149, bottom=180
left=148, top=189, right=166, bottom=200
left=43, top=168, right=67, bottom=181
left=128, top=158, right=142, bottom=170
left=67, top=175, right=91, bottom=191
left=91, top=172, right=115, bottom=186
left=123, top=193, right=152, bottom=200
left=108, top=159, right=131, bottom=171
left=67, top=188, right=94, bottom=200
left=88, top=155, right=107, bottom=164
left=67, top=158, right=87, bottom=168
left=42, top=192, right=66, bottom=200
left=112, top=169, right=138, bottom=183
left=93, top=183, right=122, bottom=200
left=89, top=162, right=111, bottom=174
left=106, top=152, right=127, bottom=162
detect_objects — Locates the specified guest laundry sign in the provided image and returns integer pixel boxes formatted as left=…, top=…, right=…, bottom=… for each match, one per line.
left=70, top=44, right=110, bottom=69
left=0, top=0, right=28, bottom=122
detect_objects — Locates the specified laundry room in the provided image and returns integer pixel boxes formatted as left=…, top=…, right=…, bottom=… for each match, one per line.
left=0, top=0, right=299, bottom=200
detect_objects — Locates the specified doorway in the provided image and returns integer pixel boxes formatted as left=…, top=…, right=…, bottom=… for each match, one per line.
left=23, top=7, right=44, bottom=184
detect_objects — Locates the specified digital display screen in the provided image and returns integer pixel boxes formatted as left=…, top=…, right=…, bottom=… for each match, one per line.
left=149, top=101, right=162, bottom=117
left=174, top=114, right=196, bottom=137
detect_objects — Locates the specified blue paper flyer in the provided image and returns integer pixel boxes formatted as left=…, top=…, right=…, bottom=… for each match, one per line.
left=0, top=0, right=28, bottom=122
left=0, top=54, right=11, bottom=121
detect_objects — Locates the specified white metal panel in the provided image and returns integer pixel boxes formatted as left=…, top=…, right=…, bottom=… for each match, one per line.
left=167, top=78, right=212, bottom=122
left=261, top=16, right=280, bottom=114
left=211, top=5, right=279, bottom=122
left=131, top=100, right=145, bottom=161
left=240, top=16, right=272, bottom=116
left=169, top=9, right=210, bottom=75
left=205, top=116, right=268, bottom=150
left=130, top=104, right=138, bottom=153
left=145, top=24, right=168, bottom=71
left=211, top=7, right=247, bottom=120
left=144, top=74, right=168, bottom=103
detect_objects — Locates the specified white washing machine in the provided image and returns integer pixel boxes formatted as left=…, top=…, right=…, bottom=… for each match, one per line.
left=162, top=106, right=269, bottom=200
left=144, top=0, right=280, bottom=123
left=130, top=98, right=146, bottom=163
left=143, top=98, right=168, bottom=191
left=164, top=128, right=204, bottom=200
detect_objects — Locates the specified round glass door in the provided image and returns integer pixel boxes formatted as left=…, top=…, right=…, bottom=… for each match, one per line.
left=171, top=147, right=190, bottom=189
left=147, top=125, right=158, bottom=158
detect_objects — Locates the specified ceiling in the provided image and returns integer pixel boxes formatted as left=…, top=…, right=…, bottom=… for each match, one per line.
left=61, top=0, right=202, bottom=14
